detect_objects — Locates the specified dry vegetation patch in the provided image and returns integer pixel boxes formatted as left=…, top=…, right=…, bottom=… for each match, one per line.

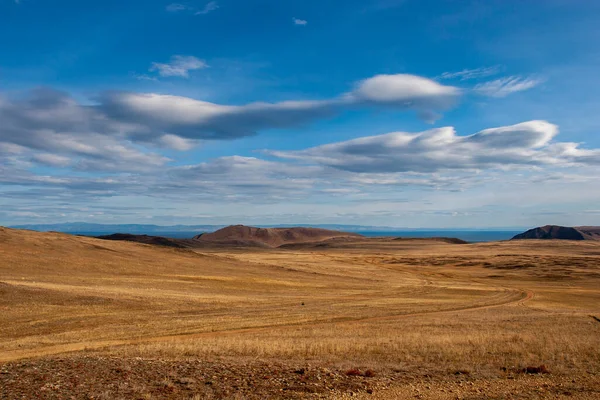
left=1, top=229, right=599, bottom=398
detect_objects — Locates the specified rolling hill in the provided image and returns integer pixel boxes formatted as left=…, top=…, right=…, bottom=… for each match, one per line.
left=193, top=225, right=363, bottom=247
left=511, top=225, right=600, bottom=241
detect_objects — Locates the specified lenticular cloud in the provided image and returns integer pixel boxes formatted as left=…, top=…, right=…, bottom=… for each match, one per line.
left=268, top=120, right=600, bottom=173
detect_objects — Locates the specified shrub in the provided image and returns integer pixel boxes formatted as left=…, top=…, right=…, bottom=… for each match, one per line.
left=363, top=369, right=376, bottom=378
left=523, top=365, right=549, bottom=374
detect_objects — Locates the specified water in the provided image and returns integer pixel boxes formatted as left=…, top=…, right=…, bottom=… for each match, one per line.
left=357, top=231, right=520, bottom=242
left=75, top=230, right=520, bottom=242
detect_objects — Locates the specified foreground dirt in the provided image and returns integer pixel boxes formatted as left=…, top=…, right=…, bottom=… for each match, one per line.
left=1, top=228, right=599, bottom=399
left=1, top=356, right=598, bottom=399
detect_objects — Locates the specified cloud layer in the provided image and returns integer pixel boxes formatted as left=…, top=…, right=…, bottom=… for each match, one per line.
left=3, top=115, right=600, bottom=226
left=270, top=121, right=600, bottom=173
left=0, top=88, right=168, bottom=172
left=0, top=74, right=461, bottom=170
left=99, top=74, right=461, bottom=140
left=1, top=80, right=597, bottom=179
left=0, top=68, right=594, bottom=226
left=474, top=76, right=543, bottom=97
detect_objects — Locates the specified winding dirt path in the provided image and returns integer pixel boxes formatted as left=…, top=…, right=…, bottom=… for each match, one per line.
left=0, top=287, right=534, bottom=363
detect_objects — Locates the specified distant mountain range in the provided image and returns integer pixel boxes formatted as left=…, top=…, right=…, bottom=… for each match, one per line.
left=11, top=223, right=599, bottom=242
left=98, top=225, right=364, bottom=249
left=8, top=222, right=526, bottom=236
left=11, top=222, right=227, bottom=234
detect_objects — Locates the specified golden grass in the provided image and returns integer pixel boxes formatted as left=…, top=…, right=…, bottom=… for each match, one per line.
left=1, top=227, right=600, bottom=378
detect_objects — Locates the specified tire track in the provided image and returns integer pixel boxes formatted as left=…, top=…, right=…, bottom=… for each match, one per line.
left=0, top=287, right=534, bottom=363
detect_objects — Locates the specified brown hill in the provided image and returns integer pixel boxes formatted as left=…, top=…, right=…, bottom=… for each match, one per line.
left=279, top=235, right=468, bottom=249
left=95, top=233, right=191, bottom=248
left=577, top=226, right=600, bottom=240
left=193, top=225, right=362, bottom=248
left=511, top=225, right=600, bottom=241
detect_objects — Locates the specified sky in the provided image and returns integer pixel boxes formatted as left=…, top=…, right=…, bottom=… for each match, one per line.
left=1, top=0, right=600, bottom=228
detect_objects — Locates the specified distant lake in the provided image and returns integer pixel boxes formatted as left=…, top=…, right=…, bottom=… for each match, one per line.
left=74, top=230, right=520, bottom=242
left=357, top=231, right=520, bottom=242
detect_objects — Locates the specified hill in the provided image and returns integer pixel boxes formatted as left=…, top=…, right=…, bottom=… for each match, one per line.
left=193, top=224, right=363, bottom=247
left=94, top=225, right=364, bottom=249
left=577, top=226, right=600, bottom=239
left=94, top=228, right=470, bottom=249
left=95, top=233, right=192, bottom=248
left=1, top=226, right=600, bottom=398
left=511, top=225, right=600, bottom=241
left=9, top=222, right=407, bottom=235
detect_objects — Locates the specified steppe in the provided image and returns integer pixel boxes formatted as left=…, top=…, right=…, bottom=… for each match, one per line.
left=1, top=226, right=599, bottom=399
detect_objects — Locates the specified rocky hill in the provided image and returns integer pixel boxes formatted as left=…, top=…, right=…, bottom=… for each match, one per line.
left=193, top=225, right=362, bottom=247
left=511, top=225, right=600, bottom=241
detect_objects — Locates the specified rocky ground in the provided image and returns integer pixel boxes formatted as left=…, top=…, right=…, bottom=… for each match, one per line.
left=1, top=356, right=599, bottom=399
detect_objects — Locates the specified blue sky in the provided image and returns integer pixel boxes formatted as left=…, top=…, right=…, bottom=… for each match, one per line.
left=1, top=0, right=600, bottom=228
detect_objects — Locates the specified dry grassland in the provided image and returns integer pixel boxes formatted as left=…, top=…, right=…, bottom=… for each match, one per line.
left=1, top=227, right=599, bottom=398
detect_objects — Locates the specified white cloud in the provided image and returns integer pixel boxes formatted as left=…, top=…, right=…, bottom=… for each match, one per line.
left=157, top=134, right=198, bottom=151
left=293, top=17, right=307, bottom=26
left=0, top=75, right=460, bottom=172
left=0, top=88, right=170, bottom=172
left=167, top=2, right=218, bottom=15
left=348, top=74, right=461, bottom=122
left=195, top=1, right=218, bottom=15
left=474, top=76, right=544, bottom=97
left=169, top=156, right=319, bottom=195
left=3, top=119, right=600, bottom=227
left=166, top=3, right=188, bottom=12
left=269, top=120, right=600, bottom=173
left=133, top=73, right=159, bottom=82
left=150, top=55, right=208, bottom=78
left=73, top=145, right=169, bottom=172
left=0, top=142, right=26, bottom=154
left=31, top=154, right=71, bottom=167
left=351, top=74, right=460, bottom=106
left=101, top=92, right=338, bottom=139
left=438, top=66, right=502, bottom=81
left=99, top=74, right=459, bottom=139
